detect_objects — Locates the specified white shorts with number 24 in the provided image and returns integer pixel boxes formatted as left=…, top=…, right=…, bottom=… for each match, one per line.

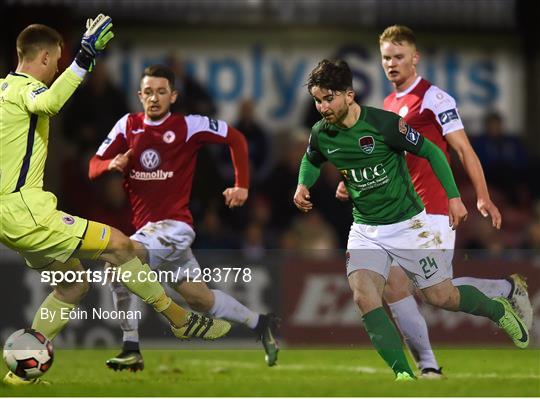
left=346, top=210, right=455, bottom=289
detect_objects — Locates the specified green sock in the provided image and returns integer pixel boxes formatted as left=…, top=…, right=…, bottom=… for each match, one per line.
left=116, top=257, right=167, bottom=307
left=362, top=307, right=414, bottom=376
left=31, top=292, right=75, bottom=340
left=458, top=285, right=504, bottom=322
left=117, top=257, right=190, bottom=327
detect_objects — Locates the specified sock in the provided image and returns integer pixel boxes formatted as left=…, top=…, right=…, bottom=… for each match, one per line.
left=111, top=281, right=140, bottom=343
left=388, top=295, right=439, bottom=371
left=453, top=277, right=512, bottom=298
left=362, top=307, right=415, bottom=376
left=123, top=340, right=140, bottom=352
left=31, top=292, right=75, bottom=340
left=458, top=285, right=505, bottom=322
left=209, top=289, right=259, bottom=329
left=254, top=314, right=269, bottom=336
left=160, top=300, right=189, bottom=328
left=117, top=257, right=188, bottom=327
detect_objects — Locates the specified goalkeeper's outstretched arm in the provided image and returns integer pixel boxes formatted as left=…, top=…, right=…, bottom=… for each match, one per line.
left=23, top=13, right=115, bottom=116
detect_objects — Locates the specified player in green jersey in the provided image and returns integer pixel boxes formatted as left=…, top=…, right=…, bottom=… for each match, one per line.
left=0, top=18, right=229, bottom=386
left=294, top=59, right=529, bottom=380
left=335, top=25, right=532, bottom=379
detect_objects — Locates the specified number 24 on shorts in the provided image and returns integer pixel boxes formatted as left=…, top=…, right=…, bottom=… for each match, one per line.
left=419, top=256, right=438, bottom=279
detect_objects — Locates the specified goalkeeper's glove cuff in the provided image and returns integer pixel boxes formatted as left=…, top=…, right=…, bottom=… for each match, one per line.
left=74, top=48, right=95, bottom=71
left=69, top=61, right=88, bottom=79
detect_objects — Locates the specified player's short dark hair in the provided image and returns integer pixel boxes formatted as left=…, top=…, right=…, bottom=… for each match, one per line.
left=379, top=25, right=416, bottom=46
left=307, top=59, right=353, bottom=94
left=16, top=24, right=63, bottom=62
left=142, top=65, right=176, bottom=89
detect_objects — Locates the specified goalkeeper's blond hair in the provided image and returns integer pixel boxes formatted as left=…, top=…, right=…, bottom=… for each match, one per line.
left=379, top=25, right=416, bottom=47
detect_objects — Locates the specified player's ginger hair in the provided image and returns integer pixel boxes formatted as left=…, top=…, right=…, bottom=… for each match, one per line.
left=16, top=24, right=63, bottom=62
left=379, top=25, right=416, bottom=47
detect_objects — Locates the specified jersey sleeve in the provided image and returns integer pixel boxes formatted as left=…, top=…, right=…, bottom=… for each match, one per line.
left=185, top=115, right=249, bottom=188
left=185, top=114, right=228, bottom=143
left=417, top=139, right=460, bottom=199
left=20, top=62, right=84, bottom=116
left=298, top=129, right=325, bottom=188
left=421, top=86, right=464, bottom=135
left=382, top=116, right=425, bottom=155
left=305, top=130, right=327, bottom=167
left=89, top=114, right=129, bottom=180
left=224, top=126, right=250, bottom=188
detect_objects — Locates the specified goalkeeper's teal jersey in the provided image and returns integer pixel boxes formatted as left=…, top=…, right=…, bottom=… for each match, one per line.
left=306, top=106, right=427, bottom=225
left=0, top=67, right=82, bottom=195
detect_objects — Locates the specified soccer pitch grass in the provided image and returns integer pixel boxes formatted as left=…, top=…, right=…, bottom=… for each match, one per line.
left=1, top=348, right=539, bottom=397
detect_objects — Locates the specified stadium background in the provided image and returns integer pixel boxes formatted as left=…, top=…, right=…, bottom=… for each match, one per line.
left=1, top=0, right=539, bottom=349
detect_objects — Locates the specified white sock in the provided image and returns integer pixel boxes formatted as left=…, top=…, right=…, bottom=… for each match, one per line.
left=209, top=289, right=259, bottom=329
left=123, top=330, right=139, bottom=343
left=452, top=277, right=511, bottom=298
left=388, top=295, right=439, bottom=371
left=111, top=281, right=140, bottom=343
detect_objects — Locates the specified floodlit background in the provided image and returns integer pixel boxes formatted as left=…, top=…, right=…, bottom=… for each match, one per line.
left=1, top=0, right=539, bottom=348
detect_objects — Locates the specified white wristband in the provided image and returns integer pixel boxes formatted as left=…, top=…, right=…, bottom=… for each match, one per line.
left=69, top=61, right=88, bottom=79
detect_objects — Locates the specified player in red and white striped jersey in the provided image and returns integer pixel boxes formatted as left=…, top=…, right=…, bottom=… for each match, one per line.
left=337, top=25, right=532, bottom=378
left=89, top=65, right=279, bottom=370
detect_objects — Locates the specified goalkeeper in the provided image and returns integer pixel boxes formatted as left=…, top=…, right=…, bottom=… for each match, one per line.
left=0, top=16, right=229, bottom=387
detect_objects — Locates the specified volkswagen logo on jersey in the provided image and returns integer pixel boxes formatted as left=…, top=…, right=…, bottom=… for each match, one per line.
left=163, top=130, right=176, bottom=143
left=140, top=149, right=161, bottom=171
left=359, top=136, right=375, bottom=154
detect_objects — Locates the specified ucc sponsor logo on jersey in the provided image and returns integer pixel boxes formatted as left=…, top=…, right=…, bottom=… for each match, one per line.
left=341, top=163, right=387, bottom=183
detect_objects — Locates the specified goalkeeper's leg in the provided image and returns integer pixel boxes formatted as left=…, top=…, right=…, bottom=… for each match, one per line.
left=76, top=224, right=230, bottom=337
left=31, top=258, right=89, bottom=341
left=6, top=260, right=90, bottom=386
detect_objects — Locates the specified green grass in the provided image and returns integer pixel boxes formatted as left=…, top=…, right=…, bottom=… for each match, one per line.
left=1, top=348, right=539, bottom=396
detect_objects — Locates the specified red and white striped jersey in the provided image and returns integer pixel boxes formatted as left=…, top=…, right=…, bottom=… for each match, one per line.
left=383, top=77, right=464, bottom=215
left=89, top=112, right=249, bottom=229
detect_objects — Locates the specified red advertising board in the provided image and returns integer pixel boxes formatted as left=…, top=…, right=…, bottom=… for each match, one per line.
left=282, top=252, right=539, bottom=345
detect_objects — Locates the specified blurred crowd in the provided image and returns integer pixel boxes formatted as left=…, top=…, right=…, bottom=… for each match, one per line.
left=55, top=57, right=540, bottom=259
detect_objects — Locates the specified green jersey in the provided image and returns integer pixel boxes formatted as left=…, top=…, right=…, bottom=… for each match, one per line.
left=0, top=65, right=83, bottom=195
left=299, top=105, right=459, bottom=225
